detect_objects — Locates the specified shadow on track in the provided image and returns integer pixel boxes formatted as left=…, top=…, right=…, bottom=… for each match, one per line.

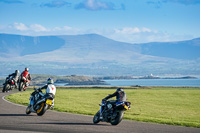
left=33, top=122, right=110, bottom=126
left=0, top=114, right=33, bottom=116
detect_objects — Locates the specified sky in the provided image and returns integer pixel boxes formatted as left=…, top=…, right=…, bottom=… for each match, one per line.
left=0, top=0, right=200, bottom=43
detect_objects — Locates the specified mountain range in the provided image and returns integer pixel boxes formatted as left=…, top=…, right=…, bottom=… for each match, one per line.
left=0, top=33, right=200, bottom=77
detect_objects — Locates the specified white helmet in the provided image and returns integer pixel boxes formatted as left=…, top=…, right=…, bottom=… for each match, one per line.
left=25, top=67, right=29, bottom=71
left=15, top=70, right=20, bottom=75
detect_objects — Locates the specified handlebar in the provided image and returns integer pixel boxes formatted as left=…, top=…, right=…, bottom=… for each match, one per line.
left=34, top=87, right=41, bottom=92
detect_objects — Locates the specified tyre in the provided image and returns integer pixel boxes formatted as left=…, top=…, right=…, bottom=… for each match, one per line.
left=5, top=84, right=10, bottom=92
left=110, top=111, right=124, bottom=125
left=19, top=82, right=23, bottom=91
left=36, top=103, right=48, bottom=116
left=22, top=84, right=26, bottom=91
left=93, top=111, right=100, bottom=124
left=2, top=84, right=6, bottom=93
left=26, top=106, right=31, bottom=115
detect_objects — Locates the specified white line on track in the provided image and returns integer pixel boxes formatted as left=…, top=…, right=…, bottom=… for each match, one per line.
left=1, top=93, right=93, bottom=118
left=2, top=95, right=26, bottom=107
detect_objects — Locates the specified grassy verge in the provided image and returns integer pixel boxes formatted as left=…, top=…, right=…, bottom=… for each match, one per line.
left=5, top=87, right=200, bottom=128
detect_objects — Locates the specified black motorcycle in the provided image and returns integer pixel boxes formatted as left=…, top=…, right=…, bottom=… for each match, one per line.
left=93, top=100, right=131, bottom=125
left=2, top=76, right=16, bottom=93
left=26, top=88, right=54, bottom=116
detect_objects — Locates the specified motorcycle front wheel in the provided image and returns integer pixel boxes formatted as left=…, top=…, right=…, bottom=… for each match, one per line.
left=4, top=84, right=10, bottom=92
left=110, top=111, right=124, bottom=125
left=26, top=105, right=31, bottom=115
left=93, top=111, right=100, bottom=124
left=2, top=84, right=6, bottom=92
left=36, top=102, right=48, bottom=116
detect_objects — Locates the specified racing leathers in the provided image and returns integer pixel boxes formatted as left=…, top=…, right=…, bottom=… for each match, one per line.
left=103, top=90, right=127, bottom=102
left=20, top=70, right=31, bottom=87
left=7, top=72, right=19, bottom=89
left=100, top=89, right=127, bottom=119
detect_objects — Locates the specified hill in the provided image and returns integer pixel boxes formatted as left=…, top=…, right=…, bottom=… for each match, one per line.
left=0, top=33, right=64, bottom=58
left=0, top=33, right=200, bottom=76
left=140, top=38, right=200, bottom=60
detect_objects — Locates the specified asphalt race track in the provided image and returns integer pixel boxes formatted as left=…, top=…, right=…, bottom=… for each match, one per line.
left=0, top=90, right=199, bottom=133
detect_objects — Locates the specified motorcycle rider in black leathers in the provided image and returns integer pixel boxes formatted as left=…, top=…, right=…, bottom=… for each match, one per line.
left=100, top=88, right=127, bottom=119
left=7, top=70, right=20, bottom=89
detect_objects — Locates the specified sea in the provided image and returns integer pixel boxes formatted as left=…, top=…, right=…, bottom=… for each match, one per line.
left=104, top=78, right=200, bottom=87
left=54, top=78, right=200, bottom=87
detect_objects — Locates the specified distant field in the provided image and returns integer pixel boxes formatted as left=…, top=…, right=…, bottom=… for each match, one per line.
left=5, top=87, right=200, bottom=128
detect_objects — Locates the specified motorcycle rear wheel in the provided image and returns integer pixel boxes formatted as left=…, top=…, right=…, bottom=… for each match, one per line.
left=19, top=82, right=24, bottom=91
left=37, top=103, right=48, bottom=116
left=93, top=111, right=100, bottom=124
left=110, top=111, right=124, bottom=125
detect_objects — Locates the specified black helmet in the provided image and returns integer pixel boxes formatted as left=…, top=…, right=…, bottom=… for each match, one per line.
left=116, top=88, right=123, bottom=92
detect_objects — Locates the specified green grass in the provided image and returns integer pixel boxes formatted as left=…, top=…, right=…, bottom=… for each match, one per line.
left=5, top=87, right=200, bottom=128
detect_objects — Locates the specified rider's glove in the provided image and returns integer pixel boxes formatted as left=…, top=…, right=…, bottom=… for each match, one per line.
left=102, top=98, right=106, bottom=101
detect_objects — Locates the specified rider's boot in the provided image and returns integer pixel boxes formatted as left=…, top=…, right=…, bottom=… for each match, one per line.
left=99, top=113, right=103, bottom=120
left=50, top=102, right=54, bottom=110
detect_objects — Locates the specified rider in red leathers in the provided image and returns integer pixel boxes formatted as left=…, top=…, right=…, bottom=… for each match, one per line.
left=20, top=67, right=31, bottom=90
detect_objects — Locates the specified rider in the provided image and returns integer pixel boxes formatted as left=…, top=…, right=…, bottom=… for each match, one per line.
left=32, top=78, right=56, bottom=109
left=20, top=67, right=31, bottom=87
left=7, top=70, right=20, bottom=89
left=100, top=88, right=127, bottom=119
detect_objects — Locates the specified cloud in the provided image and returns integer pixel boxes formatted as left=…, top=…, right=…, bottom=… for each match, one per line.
left=0, top=0, right=23, bottom=4
left=52, top=26, right=80, bottom=34
left=12, top=23, right=28, bottom=31
left=29, top=24, right=48, bottom=32
left=2, top=23, right=195, bottom=43
left=147, top=0, right=200, bottom=7
left=5, top=23, right=80, bottom=35
left=40, top=0, right=71, bottom=8
left=114, top=27, right=152, bottom=34
left=75, top=0, right=124, bottom=11
left=107, top=27, right=194, bottom=43
left=10, top=23, right=48, bottom=32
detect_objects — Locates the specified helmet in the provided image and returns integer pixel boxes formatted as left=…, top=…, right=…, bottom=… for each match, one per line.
left=116, top=88, right=123, bottom=92
left=15, top=70, right=19, bottom=75
left=47, top=78, right=54, bottom=84
left=25, top=67, right=29, bottom=71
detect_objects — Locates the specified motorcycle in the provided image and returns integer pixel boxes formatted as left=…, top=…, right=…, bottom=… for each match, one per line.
left=18, top=76, right=29, bottom=91
left=2, top=76, right=16, bottom=93
left=93, top=100, right=131, bottom=125
left=26, top=88, right=54, bottom=116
